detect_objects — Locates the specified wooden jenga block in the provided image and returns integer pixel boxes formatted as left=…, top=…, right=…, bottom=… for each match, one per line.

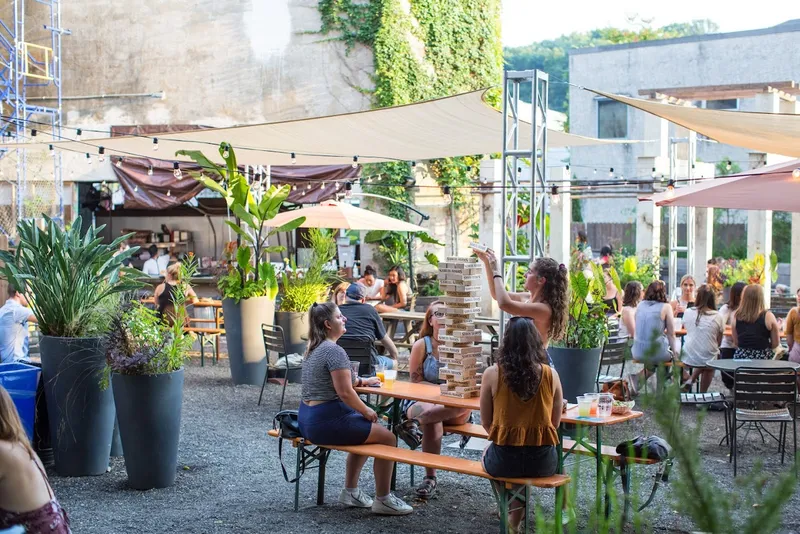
left=454, top=385, right=480, bottom=394
left=443, top=318, right=475, bottom=326
left=445, top=256, right=478, bottom=263
left=444, top=307, right=482, bottom=318
left=440, top=272, right=482, bottom=282
left=439, top=356, right=478, bottom=367
left=440, top=383, right=454, bottom=394
left=441, top=389, right=480, bottom=399
left=469, top=242, right=488, bottom=252
left=439, top=367, right=477, bottom=381
left=439, top=281, right=482, bottom=292
left=439, top=265, right=482, bottom=275
left=441, top=295, right=482, bottom=305
left=439, top=345, right=482, bottom=356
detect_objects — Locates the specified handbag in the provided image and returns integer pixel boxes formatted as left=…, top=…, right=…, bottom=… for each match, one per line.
left=601, top=379, right=630, bottom=401
left=273, top=410, right=303, bottom=483
left=615, top=435, right=671, bottom=464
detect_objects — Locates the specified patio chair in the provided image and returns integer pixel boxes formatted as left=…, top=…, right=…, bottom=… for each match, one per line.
left=730, top=367, right=797, bottom=476
left=258, top=324, right=290, bottom=411
left=596, top=337, right=629, bottom=394
left=337, top=337, right=375, bottom=377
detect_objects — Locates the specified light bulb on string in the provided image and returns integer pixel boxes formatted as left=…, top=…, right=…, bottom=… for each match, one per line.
left=593, top=169, right=597, bottom=175
left=726, top=160, right=732, bottom=172
left=411, top=161, right=417, bottom=168
left=442, top=185, right=452, bottom=206
left=30, top=129, right=37, bottom=137
left=301, top=190, right=306, bottom=197
left=352, top=156, right=359, bottom=169
left=345, top=182, right=353, bottom=199
left=566, top=164, right=570, bottom=172
left=306, top=184, right=311, bottom=190
left=147, top=166, right=153, bottom=176
left=222, top=148, right=229, bottom=159
left=666, top=179, right=676, bottom=198
left=173, top=162, right=183, bottom=179
left=608, top=167, right=614, bottom=177
left=336, top=183, right=341, bottom=190
left=550, top=185, right=560, bottom=205
left=76, top=129, right=82, bottom=141
left=85, top=153, right=91, bottom=165
left=321, top=181, right=326, bottom=187
left=49, top=145, right=55, bottom=157
left=153, top=138, right=159, bottom=151
left=134, top=185, right=138, bottom=192
left=792, top=168, right=800, bottom=180
left=115, top=158, right=123, bottom=169
left=651, top=167, right=657, bottom=178
left=98, top=147, right=105, bottom=163
left=166, top=190, right=171, bottom=197
left=292, top=185, right=297, bottom=191
left=290, top=152, right=296, bottom=165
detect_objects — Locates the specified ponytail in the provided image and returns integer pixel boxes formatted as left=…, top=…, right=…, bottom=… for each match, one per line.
left=533, top=257, right=569, bottom=341
left=306, top=302, right=337, bottom=356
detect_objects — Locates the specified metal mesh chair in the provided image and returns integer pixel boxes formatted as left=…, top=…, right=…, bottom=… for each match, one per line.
left=258, top=324, right=290, bottom=411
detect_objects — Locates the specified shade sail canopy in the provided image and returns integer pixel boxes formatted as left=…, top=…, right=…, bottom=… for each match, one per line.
left=6, top=90, right=627, bottom=167
left=262, top=201, right=426, bottom=232
left=647, top=159, right=800, bottom=212
left=590, top=89, right=800, bottom=158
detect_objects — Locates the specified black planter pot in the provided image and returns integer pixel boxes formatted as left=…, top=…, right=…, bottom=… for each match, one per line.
left=39, top=336, right=115, bottom=476
left=223, top=297, right=274, bottom=385
left=548, top=346, right=603, bottom=403
left=275, top=311, right=309, bottom=357
left=110, top=417, right=123, bottom=457
left=113, top=369, right=184, bottom=490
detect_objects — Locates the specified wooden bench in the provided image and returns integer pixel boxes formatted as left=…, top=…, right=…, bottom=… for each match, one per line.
left=184, top=326, right=225, bottom=366
left=267, top=429, right=570, bottom=532
left=442, top=423, right=670, bottom=520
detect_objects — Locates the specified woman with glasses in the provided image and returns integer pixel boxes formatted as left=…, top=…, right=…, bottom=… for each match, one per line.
left=474, top=249, right=569, bottom=351
left=394, top=301, right=472, bottom=499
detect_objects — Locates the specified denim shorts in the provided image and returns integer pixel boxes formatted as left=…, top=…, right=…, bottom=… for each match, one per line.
left=298, top=399, right=372, bottom=446
left=376, top=355, right=395, bottom=370
left=482, top=443, right=558, bottom=479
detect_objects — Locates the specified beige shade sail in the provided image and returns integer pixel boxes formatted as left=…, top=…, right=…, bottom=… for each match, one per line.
left=262, top=201, right=426, bottom=233
left=646, top=158, right=800, bottom=212
left=3, top=90, right=629, bottom=167
left=590, top=89, right=800, bottom=158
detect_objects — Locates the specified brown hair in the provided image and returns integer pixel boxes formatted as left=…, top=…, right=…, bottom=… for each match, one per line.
left=532, top=257, right=569, bottom=341
left=728, top=281, right=746, bottom=311
left=419, top=300, right=443, bottom=339
left=736, top=284, right=766, bottom=323
left=497, top=317, right=549, bottom=400
left=306, top=302, right=339, bottom=356
left=643, top=280, right=667, bottom=303
left=331, top=282, right=350, bottom=304
left=0, top=386, right=33, bottom=458
left=693, top=284, right=717, bottom=325
left=622, top=281, right=643, bottom=308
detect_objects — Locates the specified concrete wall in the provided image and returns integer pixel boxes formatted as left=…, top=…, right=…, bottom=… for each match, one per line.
left=569, top=24, right=800, bottom=224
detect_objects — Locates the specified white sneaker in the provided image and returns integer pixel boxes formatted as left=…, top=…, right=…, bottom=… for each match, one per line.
left=338, top=488, right=373, bottom=508
left=371, top=493, right=413, bottom=515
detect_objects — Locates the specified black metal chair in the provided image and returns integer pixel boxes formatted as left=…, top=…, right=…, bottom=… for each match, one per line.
left=336, top=337, right=375, bottom=377
left=596, top=336, right=629, bottom=393
left=730, top=366, right=797, bottom=476
left=258, top=324, right=290, bottom=411
left=489, top=334, right=499, bottom=366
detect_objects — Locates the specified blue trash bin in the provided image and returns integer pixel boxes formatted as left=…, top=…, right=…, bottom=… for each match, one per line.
left=0, top=362, right=41, bottom=440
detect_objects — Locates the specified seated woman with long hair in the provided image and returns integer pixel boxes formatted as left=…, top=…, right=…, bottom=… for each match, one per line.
left=731, top=284, right=781, bottom=360
left=394, top=301, right=471, bottom=498
left=153, top=262, right=197, bottom=326
left=786, top=287, right=800, bottom=364
left=629, top=280, right=676, bottom=395
left=480, top=317, right=563, bottom=532
left=0, top=386, right=70, bottom=533
left=297, top=302, right=412, bottom=516
left=375, top=265, right=410, bottom=313
left=618, top=281, right=643, bottom=339
left=681, top=284, right=725, bottom=392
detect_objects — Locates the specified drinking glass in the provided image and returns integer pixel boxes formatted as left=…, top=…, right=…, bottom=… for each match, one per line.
left=375, top=363, right=386, bottom=383
left=584, top=393, right=599, bottom=416
left=598, top=393, right=614, bottom=418
left=349, top=361, right=361, bottom=382
left=577, top=396, right=592, bottom=417
left=383, top=369, right=397, bottom=388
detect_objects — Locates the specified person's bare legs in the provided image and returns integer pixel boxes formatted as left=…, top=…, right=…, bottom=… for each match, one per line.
left=698, top=368, right=714, bottom=393
left=407, top=403, right=471, bottom=478
left=345, top=423, right=396, bottom=495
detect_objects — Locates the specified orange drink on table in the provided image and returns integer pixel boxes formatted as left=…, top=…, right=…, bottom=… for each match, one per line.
left=376, top=370, right=385, bottom=382
left=585, top=393, right=599, bottom=416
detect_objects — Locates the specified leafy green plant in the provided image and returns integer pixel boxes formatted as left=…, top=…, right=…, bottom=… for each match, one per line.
left=614, top=252, right=659, bottom=287
left=719, top=252, right=778, bottom=287
left=279, top=229, right=338, bottom=313
left=0, top=216, right=142, bottom=338
left=556, top=263, right=610, bottom=349
left=363, top=230, right=444, bottom=273
left=177, top=142, right=305, bottom=302
left=418, top=279, right=442, bottom=297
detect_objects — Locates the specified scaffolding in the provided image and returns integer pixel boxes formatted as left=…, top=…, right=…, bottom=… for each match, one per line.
left=499, top=69, right=548, bottom=339
left=0, top=0, right=67, bottom=237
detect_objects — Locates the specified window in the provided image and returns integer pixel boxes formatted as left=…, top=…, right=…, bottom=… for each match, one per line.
left=702, top=99, right=739, bottom=111
left=597, top=99, right=628, bottom=139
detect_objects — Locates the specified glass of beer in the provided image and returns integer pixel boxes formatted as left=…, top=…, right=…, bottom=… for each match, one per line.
left=383, top=369, right=397, bottom=388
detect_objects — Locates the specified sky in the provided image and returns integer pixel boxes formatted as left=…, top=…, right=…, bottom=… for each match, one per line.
left=501, top=0, right=800, bottom=47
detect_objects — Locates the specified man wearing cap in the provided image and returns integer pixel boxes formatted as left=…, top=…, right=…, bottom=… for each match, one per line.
left=340, top=283, right=399, bottom=370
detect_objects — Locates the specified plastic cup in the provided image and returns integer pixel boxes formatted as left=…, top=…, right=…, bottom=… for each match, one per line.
left=383, top=369, right=397, bottom=388
left=584, top=393, right=599, bottom=416
left=577, top=396, right=592, bottom=417
left=349, top=361, right=361, bottom=381
left=598, top=393, right=614, bottom=418
left=375, top=363, right=386, bottom=383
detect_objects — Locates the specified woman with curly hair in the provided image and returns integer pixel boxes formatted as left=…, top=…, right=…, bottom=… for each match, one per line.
left=480, top=317, right=563, bottom=532
left=475, top=250, right=569, bottom=350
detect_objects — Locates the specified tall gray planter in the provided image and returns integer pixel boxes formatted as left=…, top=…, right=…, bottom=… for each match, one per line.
left=223, top=296, right=274, bottom=385
left=113, top=369, right=184, bottom=490
left=275, top=311, right=309, bottom=357
left=40, top=336, right=115, bottom=477
left=548, top=346, right=603, bottom=403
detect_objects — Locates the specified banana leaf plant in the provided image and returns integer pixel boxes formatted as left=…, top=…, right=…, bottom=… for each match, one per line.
left=0, top=216, right=142, bottom=338
left=559, top=262, right=611, bottom=349
left=176, top=143, right=305, bottom=302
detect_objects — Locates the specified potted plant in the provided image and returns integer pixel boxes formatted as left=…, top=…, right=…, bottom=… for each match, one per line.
left=719, top=252, right=778, bottom=301
left=614, top=253, right=659, bottom=287
left=276, top=228, right=337, bottom=357
left=0, top=217, right=140, bottom=476
left=178, top=143, right=305, bottom=385
left=548, top=262, right=611, bottom=403
left=103, top=260, right=196, bottom=490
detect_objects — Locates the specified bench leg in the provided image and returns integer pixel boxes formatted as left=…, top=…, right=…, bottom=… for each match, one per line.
left=317, top=450, right=329, bottom=505
left=294, top=444, right=302, bottom=512
left=554, top=485, right=564, bottom=534
left=199, top=334, right=205, bottom=367
left=620, top=462, right=631, bottom=523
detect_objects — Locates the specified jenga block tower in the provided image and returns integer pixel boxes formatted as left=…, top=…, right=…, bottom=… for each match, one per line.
left=438, top=256, right=483, bottom=398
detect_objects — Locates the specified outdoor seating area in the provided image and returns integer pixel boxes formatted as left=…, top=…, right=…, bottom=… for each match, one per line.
left=2, top=5, right=800, bottom=534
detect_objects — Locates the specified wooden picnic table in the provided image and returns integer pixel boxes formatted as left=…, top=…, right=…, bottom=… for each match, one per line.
left=140, top=297, right=223, bottom=308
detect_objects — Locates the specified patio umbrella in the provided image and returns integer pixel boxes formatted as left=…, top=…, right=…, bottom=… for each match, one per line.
left=262, top=200, right=426, bottom=232
left=646, top=158, right=800, bottom=212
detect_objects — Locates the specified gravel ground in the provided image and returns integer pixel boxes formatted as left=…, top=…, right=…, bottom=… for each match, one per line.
left=49, top=361, right=800, bottom=533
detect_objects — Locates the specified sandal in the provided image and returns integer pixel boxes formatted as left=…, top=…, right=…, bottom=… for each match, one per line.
left=415, top=476, right=437, bottom=498
left=394, top=418, right=423, bottom=450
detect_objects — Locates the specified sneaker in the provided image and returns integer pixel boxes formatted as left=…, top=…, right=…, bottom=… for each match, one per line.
left=339, top=488, right=373, bottom=508
left=372, top=493, right=413, bottom=515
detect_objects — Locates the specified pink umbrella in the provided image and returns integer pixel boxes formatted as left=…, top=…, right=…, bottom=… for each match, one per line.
left=647, top=159, right=800, bottom=212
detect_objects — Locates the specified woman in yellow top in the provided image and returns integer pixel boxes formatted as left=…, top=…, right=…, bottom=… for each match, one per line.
left=479, top=316, right=564, bottom=531
left=786, top=287, right=800, bottom=363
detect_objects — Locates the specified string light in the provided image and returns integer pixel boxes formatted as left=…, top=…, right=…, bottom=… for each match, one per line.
left=550, top=185, right=560, bottom=205
left=290, top=152, right=296, bottom=165
left=321, top=181, right=326, bottom=187
left=306, top=183, right=311, bottom=190
left=608, top=167, right=614, bottom=177
left=565, top=164, right=570, bottom=171
left=48, top=144, right=54, bottom=157
left=336, top=183, right=341, bottom=190
left=666, top=179, right=676, bottom=198
left=442, top=185, right=452, bottom=205
left=411, top=161, right=416, bottom=168
left=98, top=147, right=105, bottom=163
left=593, top=169, right=597, bottom=175
left=292, top=185, right=297, bottom=191
left=134, top=185, right=138, bottom=192
left=75, top=128, right=82, bottom=141
left=166, top=190, right=171, bottom=197
left=792, top=168, right=800, bottom=180
left=153, top=138, right=159, bottom=151
left=85, top=153, right=91, bottom=165
left=651, top=167, right=656, bottom=178
left=352, top=156, right=358, bottom=169
left=345, top=182, right=353, bottom=199
left=222, top=148, right=229, bottom=158
left=726, top=160, right=732, bottom=171
left=173, top=162, right=182, bottom=179
left=30, top=129, right=36, bottom=137
left=115, top=158, right=123, bottom=169
left=147, top=166, right=154, bottom=176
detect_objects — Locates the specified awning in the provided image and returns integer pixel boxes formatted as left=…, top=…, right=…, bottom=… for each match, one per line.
left=589, top=89, right=800, bottom=158
left=647, top=158, right=800, bottom=212
left=4, top=90, right=631, bottom=167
